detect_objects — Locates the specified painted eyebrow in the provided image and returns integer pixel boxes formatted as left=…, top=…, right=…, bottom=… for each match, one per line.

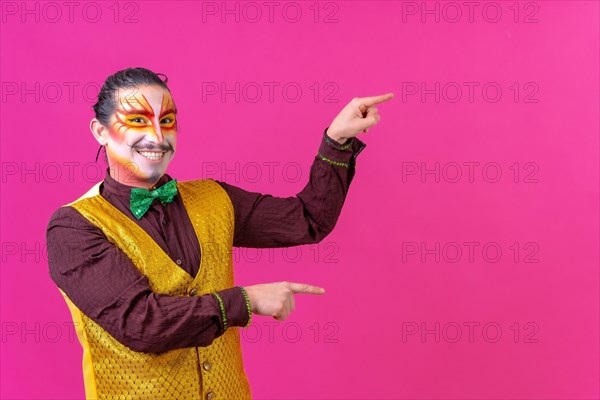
left=122, top=109, right=154, bottom=116
left=120, top=108, right=176, bottom=117
left=160, top=108, right=177, bottom=117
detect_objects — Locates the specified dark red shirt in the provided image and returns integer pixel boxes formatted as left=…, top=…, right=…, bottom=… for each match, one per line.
left=46, top=128, right=365, bottom=353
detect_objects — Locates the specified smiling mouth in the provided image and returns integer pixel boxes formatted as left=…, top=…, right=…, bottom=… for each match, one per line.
left=136, top=150, right=166, bottom=161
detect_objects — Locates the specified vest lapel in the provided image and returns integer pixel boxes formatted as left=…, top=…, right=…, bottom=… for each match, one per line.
left=178, top=181, right=216, bottom=293
left=69, top=181, right=195, bottom=293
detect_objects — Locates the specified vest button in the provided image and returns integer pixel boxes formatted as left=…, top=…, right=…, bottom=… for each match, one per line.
left=202, top=361, right=212, bottom=371
left=206, top=391, right=215, bottom=400
left=189, top=287, right=198, bottom=296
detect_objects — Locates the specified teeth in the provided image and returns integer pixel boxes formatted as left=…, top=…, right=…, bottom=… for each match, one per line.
left=138, top=151, right=165, bottom=160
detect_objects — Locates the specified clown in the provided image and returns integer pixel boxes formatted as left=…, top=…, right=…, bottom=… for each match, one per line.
left=47, top=67, right=393, bottom=399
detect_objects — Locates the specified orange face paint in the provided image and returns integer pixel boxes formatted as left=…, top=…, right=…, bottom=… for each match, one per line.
left=111, top=91, right=178, bottom=139
left=103, top=85, right=178, bottom=187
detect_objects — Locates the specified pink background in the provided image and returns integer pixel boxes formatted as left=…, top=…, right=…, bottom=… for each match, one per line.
left=1, top=1, right=599, bottom=399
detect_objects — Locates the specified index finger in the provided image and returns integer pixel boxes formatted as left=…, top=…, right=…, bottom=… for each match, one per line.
left=360, top=92, right=395, bottom=107
left=286, top=282, right=326, bottom=295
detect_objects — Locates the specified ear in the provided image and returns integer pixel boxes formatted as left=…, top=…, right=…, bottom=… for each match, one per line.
left=90, top=118, right=109, bottom=145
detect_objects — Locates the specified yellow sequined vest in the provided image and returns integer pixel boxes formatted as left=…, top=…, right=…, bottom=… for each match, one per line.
left=57, top=179, right=252, bottom=400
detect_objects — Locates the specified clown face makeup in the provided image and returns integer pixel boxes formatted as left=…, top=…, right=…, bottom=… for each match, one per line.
left=105, top=85, right=177, bottom=187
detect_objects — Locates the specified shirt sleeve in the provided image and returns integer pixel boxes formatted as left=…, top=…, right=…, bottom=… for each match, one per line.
left=46, top=206, right=249, bottom=354
left=214, top=126, right=366, bottom=248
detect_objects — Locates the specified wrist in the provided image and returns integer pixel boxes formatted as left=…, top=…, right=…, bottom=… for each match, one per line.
left=324, top=128, right=352, bottom=148
left=327, top=130, right=348, bottom=145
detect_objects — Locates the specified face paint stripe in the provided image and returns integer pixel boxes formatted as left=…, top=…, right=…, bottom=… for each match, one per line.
left=104, top=86, right=177, bottom=184
left=122, top=93, right=154, bottom=116
left=138, top=93, right=155, bottom=116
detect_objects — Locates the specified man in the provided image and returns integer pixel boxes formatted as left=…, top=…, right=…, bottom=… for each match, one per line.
left=46, top=67, right=393, bottom=399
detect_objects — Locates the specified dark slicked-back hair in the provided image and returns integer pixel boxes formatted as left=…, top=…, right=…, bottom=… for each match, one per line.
left=93, top=67, right=170, bottom=127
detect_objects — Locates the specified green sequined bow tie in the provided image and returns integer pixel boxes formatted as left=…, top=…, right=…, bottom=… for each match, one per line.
left=130, top=179, right=178, bottom=219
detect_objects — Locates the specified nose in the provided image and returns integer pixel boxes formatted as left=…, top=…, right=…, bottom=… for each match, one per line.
left=146, top=121, right=164, bottom=144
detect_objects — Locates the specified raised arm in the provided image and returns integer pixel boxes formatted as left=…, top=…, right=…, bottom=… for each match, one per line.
left=215, top=127, right=366, bottom=248
left=216, top=93, right=394, bottom=248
